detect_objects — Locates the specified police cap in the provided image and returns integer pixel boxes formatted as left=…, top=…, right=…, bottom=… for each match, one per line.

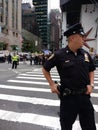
left=64, top=23, right=85, bottom=37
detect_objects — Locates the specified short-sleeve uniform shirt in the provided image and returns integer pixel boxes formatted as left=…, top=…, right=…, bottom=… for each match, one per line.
left=43, top=46, right=96, bottom=90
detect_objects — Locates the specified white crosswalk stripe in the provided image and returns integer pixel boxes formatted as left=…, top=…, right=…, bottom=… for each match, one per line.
left=0, top=93, right=60, bottom=106
left=0, top=67, right=98, bottom=130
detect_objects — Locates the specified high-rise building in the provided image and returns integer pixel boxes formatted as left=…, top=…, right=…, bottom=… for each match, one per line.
left=22, top=3, right=39, bottom=36
left=0, top=0, right=22, bottom=51
left=33, top=0, right=48, bottom=49
left=50, top=9, right=62, bottom=51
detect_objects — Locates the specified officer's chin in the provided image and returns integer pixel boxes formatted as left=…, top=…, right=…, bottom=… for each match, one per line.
left=80, top=44, right=84, bottom=48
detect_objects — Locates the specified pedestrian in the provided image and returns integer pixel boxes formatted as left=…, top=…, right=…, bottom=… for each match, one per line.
left=7, top=53, right=12, bottom=64
left=42, top=23, right=96, bottom=130
left=12, top=52, right=19, bottom=69
left=23, top=54, right=26, bottom=64
left=29, top=53, right=32, bottom=65
left=34, top=55, right=38, bottom=65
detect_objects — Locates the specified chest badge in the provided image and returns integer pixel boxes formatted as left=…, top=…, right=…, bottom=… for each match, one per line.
left=65, top=60, right=70, bottom=63
left=84, top=53, right=89, bottom=62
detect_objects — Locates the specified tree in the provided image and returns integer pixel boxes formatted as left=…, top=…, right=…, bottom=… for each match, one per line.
left=11, top=45, right=18, bottom=51
left=21, top=39, right=36, bottom=53
left=0, top=42, right=6, bottom=50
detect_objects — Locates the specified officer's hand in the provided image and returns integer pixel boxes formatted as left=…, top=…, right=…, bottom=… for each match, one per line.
left=86, top=85, right=93, bottom=94
left=50, top=84, right=60, bottom=95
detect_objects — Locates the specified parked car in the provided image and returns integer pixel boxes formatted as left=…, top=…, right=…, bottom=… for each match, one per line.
left=0, top=53, right=6, bottom=63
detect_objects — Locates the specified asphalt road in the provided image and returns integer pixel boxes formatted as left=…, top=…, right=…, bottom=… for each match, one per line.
left=0, top=61, right=98, bottom=130
left=0, top=61, right=40, bottom=82
left=0, top=61, right=59, bottom=130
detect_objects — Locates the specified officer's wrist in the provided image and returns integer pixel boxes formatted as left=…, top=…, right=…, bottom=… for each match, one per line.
left=90, top=84, right=94, bottom=88
left=87, top=84, right=94, bottom=89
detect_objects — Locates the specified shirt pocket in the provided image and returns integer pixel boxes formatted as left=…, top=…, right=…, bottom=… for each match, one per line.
left=79, top=59, right=90, bottom=71
left=83, top=61, right=90, bottom=69
left=62, top=61, right=74, bottom=69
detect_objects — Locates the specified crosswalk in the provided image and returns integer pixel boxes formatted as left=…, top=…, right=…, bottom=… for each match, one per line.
left=0, top=67, right=98, bottom=130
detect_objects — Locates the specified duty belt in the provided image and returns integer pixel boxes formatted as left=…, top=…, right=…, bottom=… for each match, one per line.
left=63, top=88, right=87, bottom=96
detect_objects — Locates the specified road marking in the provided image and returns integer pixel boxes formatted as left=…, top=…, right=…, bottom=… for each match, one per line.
left=7, top=80, right=49, bottom=85
left=93, top=105, right=98, bottom=112
left=94, top=72, right=98, bottom=74
left=94, top=81, right=98, bottom=84
left=19, top=73, right=60, bottom=78
left=17, top=76, right=60, bottom=81
left=0, top=109, right=60, bottom=130
left=0, top=84, right=51, bottom=92
left=0, top=69, right=98, bottom=130
left=33, top=68, right=57, bottom=72
left=7, top=79, right=98, bottom=89
left=94, top=77, right=98, bottom=80
left=0, top=93, right=98, bottom=112
left=93, top=86, right=98, bottom=89
left=0, top=94, right=60, bottom=106
left=91, top=93, right=98, bottom=98
left=26, top=71, right=59, bottom=75
left=0, top=109, right=97, bottom=130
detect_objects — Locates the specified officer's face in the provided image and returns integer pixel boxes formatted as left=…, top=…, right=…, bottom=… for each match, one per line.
left=73, top=34, right=85, bottom=48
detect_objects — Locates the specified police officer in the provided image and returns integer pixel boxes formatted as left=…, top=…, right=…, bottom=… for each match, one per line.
left=12, top=52, right=19, bottom=69
left=42, top=23, right=96, bottom=130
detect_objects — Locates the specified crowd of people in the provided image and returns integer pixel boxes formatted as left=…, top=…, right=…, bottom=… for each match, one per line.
left=0, top=48, right=97, bottom=69
left=4, top=52, right=52, bottom=69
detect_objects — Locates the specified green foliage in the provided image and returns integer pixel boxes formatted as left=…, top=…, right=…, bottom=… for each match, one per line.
left=21, top=40, right=36, bottom=53
left=0, top=42, right=6, bottom=50
left=11, top=45, right=18, bottom=51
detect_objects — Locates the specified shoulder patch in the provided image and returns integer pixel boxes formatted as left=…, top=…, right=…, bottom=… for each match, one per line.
left=48, top=54, right=54, bottom=60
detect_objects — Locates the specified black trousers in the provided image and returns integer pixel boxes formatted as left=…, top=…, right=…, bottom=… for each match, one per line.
left=12, top=61, right=17, bottom=69
left=60, top=94, right=96, bottom=130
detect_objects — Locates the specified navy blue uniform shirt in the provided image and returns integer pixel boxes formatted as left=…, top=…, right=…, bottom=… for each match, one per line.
left=43, top=46, right=96, bottom=90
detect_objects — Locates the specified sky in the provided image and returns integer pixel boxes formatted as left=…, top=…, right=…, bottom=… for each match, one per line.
left=50, top=0, right=60, bottom=9
left=22, top=0, right=60, bottom=10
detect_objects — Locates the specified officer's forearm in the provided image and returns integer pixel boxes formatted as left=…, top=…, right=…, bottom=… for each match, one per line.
left=89, top=71, right=94, bottom=85
left=42, top=67, right=54, bottom=86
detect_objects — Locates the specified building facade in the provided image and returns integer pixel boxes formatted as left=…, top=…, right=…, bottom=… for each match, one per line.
left=60, top=0, right=98, bottom=54
left=22, top=3, right=39, bottom=36
left=0, top=0, right=22, bottom=51
left=49, top=9, right=62, bottom=51
left=33, top=0, right=48, bottom=49
left=22, top=3, right=42, bottom=52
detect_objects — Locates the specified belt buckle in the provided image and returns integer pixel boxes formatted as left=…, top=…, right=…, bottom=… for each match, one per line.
left=63, top=88, right=71, bottom=96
